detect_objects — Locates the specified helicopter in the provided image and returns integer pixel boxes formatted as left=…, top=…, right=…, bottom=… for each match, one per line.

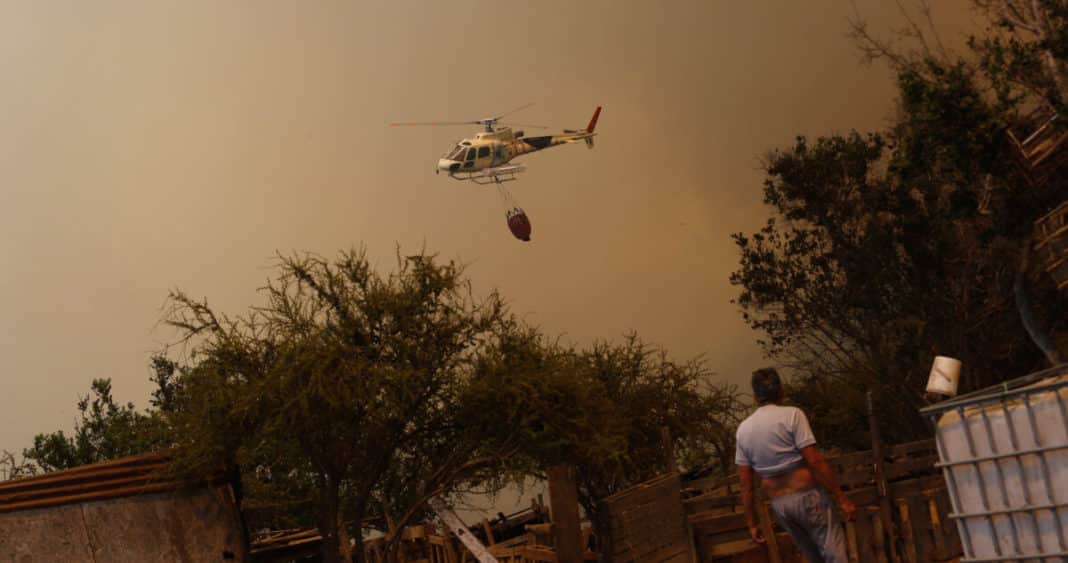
left=389, top=104, right=601, bottom=242
left=390, top=104, right=601, bottom=185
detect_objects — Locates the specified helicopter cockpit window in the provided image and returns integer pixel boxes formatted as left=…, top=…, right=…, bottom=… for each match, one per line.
left=477, top=146, right=490, bottom=158
left=445, top=146, right=465, bottom=160
left=465, top=148, right=475, bottom=161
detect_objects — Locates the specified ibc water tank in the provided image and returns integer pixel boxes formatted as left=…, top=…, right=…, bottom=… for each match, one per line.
left=922, top=369, right=1068, bottom=562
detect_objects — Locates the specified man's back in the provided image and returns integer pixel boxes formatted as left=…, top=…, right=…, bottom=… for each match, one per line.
left=735, top=404, right=816, bottom=478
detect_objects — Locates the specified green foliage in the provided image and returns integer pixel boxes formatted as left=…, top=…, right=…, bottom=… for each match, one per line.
left=23, top=369, right=174, bottom=472
left=568, top=335, right=743, bottom=504
left=732, top=44, right=1068, bottom=447
left=163, top=248, right=527, bottom=563
left=969, top=0, right=1068, bottom=110
left=470, top=330, right=744, bottom=535
left=0, top=450, right=36, bottom=481
left=160, top=248, right=745, bottom=561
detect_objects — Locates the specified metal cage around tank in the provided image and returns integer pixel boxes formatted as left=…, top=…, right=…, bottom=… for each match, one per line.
left=920, top=365, right=1068, bottom=562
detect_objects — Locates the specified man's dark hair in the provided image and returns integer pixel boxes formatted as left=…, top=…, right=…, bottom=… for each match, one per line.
left=751, top=367, right=783, bottom=404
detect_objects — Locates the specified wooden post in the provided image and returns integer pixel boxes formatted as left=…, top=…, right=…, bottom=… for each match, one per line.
left=547, top=465, right=583, bottom=563
left=846, top=520, right=861, bottom=563
left=660, top=426, right=678, bottom=474
left=756, top=499, right=782, bottom=563
left=868, top=390, right=901, bottom=563
left=338, top=514, right=353, bottom=563
left=928, top=496, right=947, bottom=557
left=480, top=518, right=496, bottom=546
left=684, top=517, right=699, bottom=563
left=871, top=509, right=889, bottom=563
left=897, top=498, right=917, bottom=563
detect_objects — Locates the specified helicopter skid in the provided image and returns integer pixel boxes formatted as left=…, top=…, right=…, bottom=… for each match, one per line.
left=450, top=164, right=526, bottom=185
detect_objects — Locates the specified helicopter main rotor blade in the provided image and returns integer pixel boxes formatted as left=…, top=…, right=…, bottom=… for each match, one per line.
left=499, top=122, right=549, bottom=129
left=388, top=121, right=480, bottom=127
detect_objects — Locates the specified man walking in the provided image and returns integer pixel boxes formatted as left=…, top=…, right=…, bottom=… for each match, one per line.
left=735, top=368, right=857, bottom=563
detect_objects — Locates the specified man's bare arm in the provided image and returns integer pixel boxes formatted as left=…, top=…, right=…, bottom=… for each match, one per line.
left=800, top=446, right=856, bottom=521
left=737, top=464, right=765, bottom=543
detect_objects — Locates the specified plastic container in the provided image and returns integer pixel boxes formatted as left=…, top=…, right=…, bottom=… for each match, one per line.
left=920, top=367, right=1068, bottom=562
left=927, top=356, right=963, bottom=396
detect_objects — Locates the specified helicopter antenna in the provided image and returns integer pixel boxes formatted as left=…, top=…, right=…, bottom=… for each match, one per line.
left=494, top=103, right=534, bottom=120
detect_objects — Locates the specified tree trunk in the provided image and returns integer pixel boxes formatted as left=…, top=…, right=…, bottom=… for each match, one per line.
left=319, top=477, right=343, bottom=563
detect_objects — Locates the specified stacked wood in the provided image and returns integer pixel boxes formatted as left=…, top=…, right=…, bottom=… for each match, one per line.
left=250, top=528, right=323, bottom=562
left=250, top=502, right=557, bottom=563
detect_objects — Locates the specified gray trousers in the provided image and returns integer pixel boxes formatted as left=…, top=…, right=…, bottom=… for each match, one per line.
left=769, top=488, right=848, bottom=563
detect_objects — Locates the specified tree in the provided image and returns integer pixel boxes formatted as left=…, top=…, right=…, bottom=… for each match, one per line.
left=23, top=365, right=174, bottom=472
left=0, top=450, right=36, bottom=481
left=164, top=248, right=531, bottom=563
left=476, top=331, right=745, bottom=546
left=971, top=0, right=1068, bottom=107
left=733, top=2, right=1068, bottom=449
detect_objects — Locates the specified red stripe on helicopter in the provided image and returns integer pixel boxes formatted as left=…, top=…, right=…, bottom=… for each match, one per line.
left=586, top=107, right=601, bottom=133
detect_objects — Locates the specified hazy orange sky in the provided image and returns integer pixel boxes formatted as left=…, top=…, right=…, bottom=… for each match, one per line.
left=0, top=1, right=979, bottom=455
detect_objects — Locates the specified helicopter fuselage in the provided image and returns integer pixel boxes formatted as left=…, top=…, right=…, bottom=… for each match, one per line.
left=436, top=126, right=594, bottom=177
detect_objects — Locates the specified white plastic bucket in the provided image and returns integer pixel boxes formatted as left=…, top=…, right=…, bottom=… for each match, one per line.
left=926, top=356, right=962, bottom=396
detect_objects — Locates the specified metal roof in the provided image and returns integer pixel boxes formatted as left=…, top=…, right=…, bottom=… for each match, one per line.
left=0, top=450, right=182, bottom=513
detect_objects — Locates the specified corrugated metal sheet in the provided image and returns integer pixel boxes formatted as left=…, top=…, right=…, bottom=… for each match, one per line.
left=0, top=450, right=184, bottom=513
left=0, top=451, right=248, bottom=561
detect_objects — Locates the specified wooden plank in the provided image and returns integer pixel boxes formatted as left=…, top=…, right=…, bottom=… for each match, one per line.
left=756, top=500, right=781, bottom=563
left=846, top=520, right=860, bottom=563
left=906, top=494, right=932, bottom=563
left=681, top=475, right=734, bottom=494
left=929, top=493, right=955, bottom=560
left=883, top=456, right=939, bottom=480
left=688, top=511, right=748, bottom=534
left=885, top=439, right=936, bottom=457
left=852, top=502, right=874, bottom=562
left=548, top=465, right=582, bottom=563
left=684, top=514, right=698, bottom=563
left=830, top=450, right=875, bottom=469
left=896, top=497, right=917, bottom=563
left=870, top=509, right=888, bottom=563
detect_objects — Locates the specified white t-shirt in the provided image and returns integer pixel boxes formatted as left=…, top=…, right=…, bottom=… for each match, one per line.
left=734, top=404, right=817, bottom=478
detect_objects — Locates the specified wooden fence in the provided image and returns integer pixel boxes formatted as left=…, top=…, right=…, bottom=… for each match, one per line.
left=597, top=472, right=693, bottom=563
left=682, top=439, right=961, bottom=562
